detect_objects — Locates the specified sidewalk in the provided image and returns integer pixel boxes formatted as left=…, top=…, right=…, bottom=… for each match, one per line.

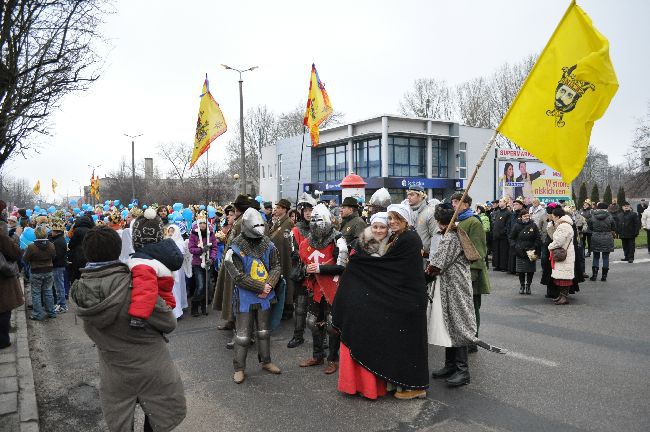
left=0, top=280, right=39, bottom=432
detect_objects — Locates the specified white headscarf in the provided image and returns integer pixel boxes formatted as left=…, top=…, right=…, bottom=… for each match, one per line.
left=370, top=212, right=388, bottom=226
left=387, top=203, right=412, bottom=226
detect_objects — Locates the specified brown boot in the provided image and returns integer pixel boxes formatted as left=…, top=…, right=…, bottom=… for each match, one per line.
left=233, top=370, right=245, bottom=384
left=261, top=362, right=281, bottom=374
left=299, top=358, right=324, bottom=367
left=554, top=288, right=570, bottom=305
left=323, top=361, right=338, bottom=374
left=394, top=389, right=427, bottom=400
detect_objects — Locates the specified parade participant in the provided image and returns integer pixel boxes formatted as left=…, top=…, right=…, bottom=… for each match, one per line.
left=579, top=199, right=593, bottom=257
left=223, top=208, right=282, bottom=384
left=339, top=197, right=365, bottom=246
left=68, top=214, right=95, bottom=282
left=214, top=194, right=251, bottom=331
left=48, top=219, right=68, bottom=313
left=127, top=208, right=184, bottom=328
left=509, top=209, right=542, bottom=295
left=451, top=193, right=490, bottom=352
left=642, top=205, right=650, bottom=254
left=428, top=205, right=479, bottom=388
left=333, top=203, right=429, bottom=400
left=507, top=199, right=525, bottom=274
left=268, top=198, right=295, bottom=320
left=288, top=209, right=299, bottom=224
left=72, top=227, right=186, bottom=431
left=548, top=207, right=575, bottom=305
left=188, top=212, right=217, bottom=317
left=617, top=202, right=641, bottom=263
left=367, top=187, right=391, bottom=217
left=0, top=218, right=24, bottom=349
left=167, top=224, right=191, bottom=319
left=407, top=185, right=439, bottom=262
left=334, top=212, right=390, bottom=400
left=588, top=202, right=616, bottom=281
left=262, top=201, right=273, bottom=223
left=119, top=207, right=141, bottom=263
left=298, top=204, right=348, bottom=375
left=24, top=226, right=57, bottom=320
left=540, top=203, right=558, bottom=298
left=287, top=194, right=316, bottom=348
left=156, top=205, right=169, bottom=225
left=108, top=212, right=124, bottom=234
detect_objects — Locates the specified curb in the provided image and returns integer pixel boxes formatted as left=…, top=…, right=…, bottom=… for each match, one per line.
left=16, top=279, right=40, bottom=432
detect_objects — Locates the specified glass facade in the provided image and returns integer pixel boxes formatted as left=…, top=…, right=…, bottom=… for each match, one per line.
left=388, top=136, right=425, bottom=177
left=315, top=143, right=347, bottom=182
left=354, top=138, right=381, bottom=178
left=431, top=140, right=449, bottom=178
left=459, top=142, right=467, bottom=179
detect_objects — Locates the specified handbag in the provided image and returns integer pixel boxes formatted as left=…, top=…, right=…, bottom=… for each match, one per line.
left=0, top=252, right=19, bottom=278
left=551, top=247, right=567, bottom=262
left=457, top=227, right=481, bottom=262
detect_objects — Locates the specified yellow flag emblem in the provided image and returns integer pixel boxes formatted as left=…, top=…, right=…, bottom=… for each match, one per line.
left=32, top=180, right=41, bottom=196
left=497, top=0, right=618, bottom=183
left=190, top=75, right=227, bottom=168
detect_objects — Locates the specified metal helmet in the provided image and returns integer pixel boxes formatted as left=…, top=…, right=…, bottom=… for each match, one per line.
left=297, top=192, right=317, bottom=211
left=310, top=203, right=333, bottom=237
left=241, top=208, right=266, bottom=239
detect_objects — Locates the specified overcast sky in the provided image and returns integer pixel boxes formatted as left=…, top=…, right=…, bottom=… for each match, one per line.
left=5, top=0, right=649, bottom=202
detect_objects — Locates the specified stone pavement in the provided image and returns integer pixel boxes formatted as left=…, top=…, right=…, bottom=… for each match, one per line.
left=0, top=281, right=39, bottom=432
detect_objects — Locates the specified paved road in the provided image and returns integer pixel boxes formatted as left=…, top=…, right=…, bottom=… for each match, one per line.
left=28, top=248, right=650, bottom=431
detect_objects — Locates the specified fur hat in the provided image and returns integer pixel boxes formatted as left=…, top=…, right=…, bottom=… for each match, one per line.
left=131, top=207, right=164, bottom=250
left=233, top=194, right=252, bottom=212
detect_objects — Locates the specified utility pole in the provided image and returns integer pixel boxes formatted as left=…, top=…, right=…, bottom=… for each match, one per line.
left=124, top=133, right=143, bottom=203
left=222, top=64, right=258, bottom=194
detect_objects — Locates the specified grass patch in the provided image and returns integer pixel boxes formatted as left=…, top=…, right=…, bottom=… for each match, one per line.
left=614, top=229, right=647, bottom=249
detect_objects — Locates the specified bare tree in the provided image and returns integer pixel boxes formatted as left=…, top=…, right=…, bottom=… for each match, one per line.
left=456, top=77, right=491, bottom=128
left=277, top=102, right=345, bottom=138
left=399, top=78, right=455, bottom=120
left=0, top=1, right=109, bottom=167
left=157, top=142, right=192, bottom=182
left=0, top=174, right=36, bottom=208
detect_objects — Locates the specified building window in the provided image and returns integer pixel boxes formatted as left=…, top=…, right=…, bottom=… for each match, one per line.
left=387, top=188, right=406, bottom=204
left=269, top=165, right=272, bottom=178
left=353, top=138, right=381, bottom=178
left=261, top=165, right=265, bottom=179
left=388, top=136, right=425, bottom=177
left=277, top=154, right=283, bottom=196
left=315, top=143, right=347, bottom=182
left=459, top=142, right=467, bottom=179
left=431, top=140, right=449, bottom=178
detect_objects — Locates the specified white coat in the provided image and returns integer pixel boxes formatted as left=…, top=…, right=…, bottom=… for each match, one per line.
left=548, top=215, right=575, bottom=281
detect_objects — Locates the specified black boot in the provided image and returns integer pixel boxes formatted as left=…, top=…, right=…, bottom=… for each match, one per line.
left=601, top=268, right=608, bottom=282
left=519, top=284, right=525, bottom=295
left=431, top=348, right=456, bottom=379
left=191, top=301, right=200, bottom=317
left=200, top=301, right=207, bottom=316
left=446, top=346, right=470, bottom=387
left=589, top=266, right=598, bottom=281
left=525, top=283, right=531, bottom=295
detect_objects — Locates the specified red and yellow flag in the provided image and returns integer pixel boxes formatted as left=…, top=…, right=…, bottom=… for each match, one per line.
left=190, top=75, right=227, bottom=168
left=303, top=64, right=333, bottom=147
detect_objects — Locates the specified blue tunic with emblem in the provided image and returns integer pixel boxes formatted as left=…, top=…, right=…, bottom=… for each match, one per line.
left=230, top=243, right=276, bottom=313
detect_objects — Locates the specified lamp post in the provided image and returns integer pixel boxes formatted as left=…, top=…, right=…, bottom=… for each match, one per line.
left=124, top=133, right=143, bottom=203
left=222, top=64, right=258, bottom=194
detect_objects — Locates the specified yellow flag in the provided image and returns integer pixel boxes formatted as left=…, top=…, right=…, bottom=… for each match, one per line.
left=94, top=177, right=100, bottom=201
left=32, top=180, right=41, bottom=195
left=303, top=64, right=333, bottom=147
left=497, top=1, right=618, bottom=183
left=51, top=178, right=58, bottom=194
left=190, top=75, right=227, bottom=168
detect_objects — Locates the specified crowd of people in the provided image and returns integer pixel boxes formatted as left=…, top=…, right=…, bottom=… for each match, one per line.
left=0, top=189, right=647, bottom=430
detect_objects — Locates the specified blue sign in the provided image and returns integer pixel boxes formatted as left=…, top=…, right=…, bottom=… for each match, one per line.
left=305, top=177, right=458, bottom=192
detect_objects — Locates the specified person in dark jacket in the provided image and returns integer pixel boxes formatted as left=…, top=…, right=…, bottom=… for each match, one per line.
left=339, top=197, right=366, bottom=246
left=509, top=209, right=542, bottom=295
left=0, top=218, right=24, bottom=349
left=24, top=226, right=57, bottom=320
left=68, top=215, right=95, bottom=282
left=49, top=219, right=68, bottom=313
left=579, top=200, right=593, bottom=257
left=588, top=202, right=616, bottom=281
left=491, top=199, right=512, bottom=272
left=507, top=200, right=525, bottom=274
left=617, top=202, right=641, bottom=263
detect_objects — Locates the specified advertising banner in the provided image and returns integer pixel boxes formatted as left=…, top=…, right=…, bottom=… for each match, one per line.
left=496, top=149, right=571, bottom=204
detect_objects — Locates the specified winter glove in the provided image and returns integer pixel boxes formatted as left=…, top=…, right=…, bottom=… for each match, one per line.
left=202, top=245, right=211, bottom=253
left=205, top=258, right=214, bottom=267
left=129, top=317, right=146, bottom=330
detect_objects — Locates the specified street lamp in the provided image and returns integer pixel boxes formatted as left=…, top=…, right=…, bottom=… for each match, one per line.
left=124, top=133, right=143, bottom=203
left=222, top=64, right=258, bottom=195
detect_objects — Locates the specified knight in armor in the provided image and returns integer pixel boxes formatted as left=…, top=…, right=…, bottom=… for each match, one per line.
left=367, top=187, right=391, bottom=217
left=223, top=208, right=282, bottom=384
left=287, top=193, right=316, bottom=348
left=298, top=204, right=348, bottom=375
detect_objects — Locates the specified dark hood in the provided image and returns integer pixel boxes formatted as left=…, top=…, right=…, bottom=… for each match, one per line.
left=132, top=238, right=183, bottom=271
left=593, top=210, right=610, bottom=221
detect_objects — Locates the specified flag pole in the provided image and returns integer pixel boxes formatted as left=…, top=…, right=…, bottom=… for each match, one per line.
left=444, top=130, right=499, bottom=234
left=295, top=126, right=307, bottom=208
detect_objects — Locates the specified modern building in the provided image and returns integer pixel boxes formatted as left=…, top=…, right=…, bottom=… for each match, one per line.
left=258, top=115, right=496, bottom=204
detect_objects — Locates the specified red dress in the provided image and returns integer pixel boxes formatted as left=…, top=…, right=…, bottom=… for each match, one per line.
left=338, top=342, right=387, bottom=400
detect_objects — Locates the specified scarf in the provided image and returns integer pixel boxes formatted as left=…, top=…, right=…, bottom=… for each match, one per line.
left=457, top=208, right=475, bottom=221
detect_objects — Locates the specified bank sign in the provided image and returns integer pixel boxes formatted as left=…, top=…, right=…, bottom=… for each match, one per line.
left=305, top=177, right=459, bottom=192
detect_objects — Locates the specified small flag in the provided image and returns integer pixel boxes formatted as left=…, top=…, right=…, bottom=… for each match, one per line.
left=32, top=180, right=41, bottom=195
left=90, top=170, right=96, bottom=196
left=94, top=177, right=100, bottom=201
left=190, top=75, right=227, bottom=168
left=51, top=178, right=58, bottom=194
left=497, top=0, right=618, bottom=183
left=303, top=64, right=333, bottom=147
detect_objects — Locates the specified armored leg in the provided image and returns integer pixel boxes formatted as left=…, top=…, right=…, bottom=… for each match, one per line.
left=255, top=308, right=272, bottom=364
left=233, top=312, right=254, bottom=372
left=293, top=293, right=308, bottom=338
left=308, top=298, right=326, bottom=360
left=325, top=309, right=340, bottom=362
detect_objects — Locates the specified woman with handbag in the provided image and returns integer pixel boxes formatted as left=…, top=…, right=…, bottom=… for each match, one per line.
left=0, top=218, right=24, bottom=349
left=510, top=209, right=542, bottom=295
left=548, top=207, right=576, bottom=305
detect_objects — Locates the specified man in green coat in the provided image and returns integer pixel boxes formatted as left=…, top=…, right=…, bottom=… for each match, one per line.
left=451, top=192, right=491, bottom=353
left=269, top=198, right=295, bottom=319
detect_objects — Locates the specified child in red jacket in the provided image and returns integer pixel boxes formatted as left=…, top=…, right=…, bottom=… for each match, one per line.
left=127, top=208, right=183, bottom=329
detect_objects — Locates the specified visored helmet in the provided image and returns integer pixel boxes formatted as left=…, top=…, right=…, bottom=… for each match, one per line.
left=241, top=208, right=266, bottom=239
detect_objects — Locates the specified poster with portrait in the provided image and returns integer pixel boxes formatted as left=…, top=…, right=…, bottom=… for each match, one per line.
left=496, top=149, right=572, bottom=204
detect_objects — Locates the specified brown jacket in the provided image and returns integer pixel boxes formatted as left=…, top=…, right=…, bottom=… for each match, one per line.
left=268, top=214, right=295, bottom=304
left=23, top=240, right=55, bottom=273
left=0, top=228, right=24, bottom=313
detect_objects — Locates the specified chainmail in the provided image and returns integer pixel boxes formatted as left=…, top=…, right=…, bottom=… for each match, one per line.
left=231, top=234, right=271, bottom=259
left=296, top=220, right=310, bottom=238
left=308, top=226, right=339, bottom=249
